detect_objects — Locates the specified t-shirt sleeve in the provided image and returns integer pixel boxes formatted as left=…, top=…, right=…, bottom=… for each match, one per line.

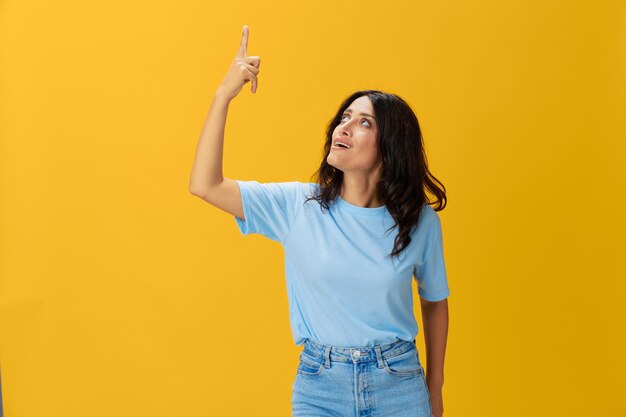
left=233, top=180, right=303, bottom=244
left=414, top=208, right=451, bottom=301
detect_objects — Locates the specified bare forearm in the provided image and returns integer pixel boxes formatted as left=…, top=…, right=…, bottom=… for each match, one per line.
left=189, top=91, right=232, bottom=195
left=420, top=298, right=449, bottom=388
left=190, top=25, right=261, bottom=195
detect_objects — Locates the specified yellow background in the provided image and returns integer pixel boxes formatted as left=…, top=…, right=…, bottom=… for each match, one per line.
left=1, top=0, right=625, bottom=416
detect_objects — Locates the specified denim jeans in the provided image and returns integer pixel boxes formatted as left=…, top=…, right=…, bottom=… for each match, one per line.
left=292, top=337, right=433, bottom=417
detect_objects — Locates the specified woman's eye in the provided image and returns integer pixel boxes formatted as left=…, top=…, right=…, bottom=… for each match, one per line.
left=341, top=114, right=371, bottom=127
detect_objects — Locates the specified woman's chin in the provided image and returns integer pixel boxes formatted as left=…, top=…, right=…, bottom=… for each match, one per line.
left=327, top=153, right=345, bottom=166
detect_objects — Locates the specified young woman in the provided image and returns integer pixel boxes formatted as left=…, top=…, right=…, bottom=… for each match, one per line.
left=189, top=25, right=450, bottom=417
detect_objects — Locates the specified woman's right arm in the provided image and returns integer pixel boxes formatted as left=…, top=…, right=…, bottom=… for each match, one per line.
left=188, top=25, right=260, bottom=220
left=188, top=93, right=244, bottom=218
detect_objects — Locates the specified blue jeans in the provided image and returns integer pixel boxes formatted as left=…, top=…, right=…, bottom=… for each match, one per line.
left=292, top=337, right=433, bottom=417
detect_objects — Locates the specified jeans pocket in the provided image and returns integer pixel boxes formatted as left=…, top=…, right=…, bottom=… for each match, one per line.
left=297, top=351, right=324, bottom=376
left=382, top=346, right=423, bottom=377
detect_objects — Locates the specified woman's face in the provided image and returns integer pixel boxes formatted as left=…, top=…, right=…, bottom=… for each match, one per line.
left=327, top=95, right=380, bottom=175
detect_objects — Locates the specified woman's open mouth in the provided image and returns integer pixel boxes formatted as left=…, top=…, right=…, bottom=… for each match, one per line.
left=332, top=143, right=352, bottom=151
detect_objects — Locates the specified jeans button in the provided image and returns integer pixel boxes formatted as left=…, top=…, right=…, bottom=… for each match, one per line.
left=352, top=350, right=360, bottom=358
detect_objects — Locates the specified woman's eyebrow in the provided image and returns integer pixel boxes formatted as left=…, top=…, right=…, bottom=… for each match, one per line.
left=345, top=109, right=376, bottom=120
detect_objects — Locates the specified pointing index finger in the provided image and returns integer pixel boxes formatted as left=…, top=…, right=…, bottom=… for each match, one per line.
left=237, top=25, right=248, bottom=58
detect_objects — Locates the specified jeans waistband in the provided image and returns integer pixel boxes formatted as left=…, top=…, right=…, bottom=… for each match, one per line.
left=301, top=337, right=417, bottom=364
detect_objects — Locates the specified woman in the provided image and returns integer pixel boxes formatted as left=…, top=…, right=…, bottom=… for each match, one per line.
left=189, top=25, right=450, bottom=417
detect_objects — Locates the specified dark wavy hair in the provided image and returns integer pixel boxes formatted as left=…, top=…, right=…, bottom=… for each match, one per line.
left=304, top=89, right=447, bottom=261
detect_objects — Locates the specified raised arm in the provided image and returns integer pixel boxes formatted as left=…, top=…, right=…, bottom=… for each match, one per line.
left=188, top=24, right=261, bottom=220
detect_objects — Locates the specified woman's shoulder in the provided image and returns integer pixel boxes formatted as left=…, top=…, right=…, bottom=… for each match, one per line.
left=418, top=203, right=442, bottom=226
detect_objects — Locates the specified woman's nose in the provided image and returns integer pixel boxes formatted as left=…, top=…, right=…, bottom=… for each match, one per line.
left=339, top=121, right=354, bottom=135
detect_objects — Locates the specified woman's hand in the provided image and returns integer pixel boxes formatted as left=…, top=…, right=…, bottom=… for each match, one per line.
left=216, top=25, right=261, bottom=100
left=429, top=388, right=444, bottom=417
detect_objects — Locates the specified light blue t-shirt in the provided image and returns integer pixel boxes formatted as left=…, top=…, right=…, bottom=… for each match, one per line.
left=233, top=180, right=450, bottom=348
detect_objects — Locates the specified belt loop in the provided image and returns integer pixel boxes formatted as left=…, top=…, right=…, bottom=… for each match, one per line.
left=323, top=346, right=332, bottom=368
left=374, top=346, right=384, bottom=369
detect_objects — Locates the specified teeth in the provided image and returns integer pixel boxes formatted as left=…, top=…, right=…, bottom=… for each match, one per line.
left=335, top=142, right=351, bottom=148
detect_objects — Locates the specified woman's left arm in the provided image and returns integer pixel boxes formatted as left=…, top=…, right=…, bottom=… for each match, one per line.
left=420, top=297, right=449, bottom=417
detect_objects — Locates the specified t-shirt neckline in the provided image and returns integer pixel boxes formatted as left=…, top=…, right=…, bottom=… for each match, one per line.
left=336, top=194, right=390, bottom=217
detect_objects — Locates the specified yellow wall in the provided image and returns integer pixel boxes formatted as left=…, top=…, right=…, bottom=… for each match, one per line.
left=1, top=0, right=624, bottom=416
